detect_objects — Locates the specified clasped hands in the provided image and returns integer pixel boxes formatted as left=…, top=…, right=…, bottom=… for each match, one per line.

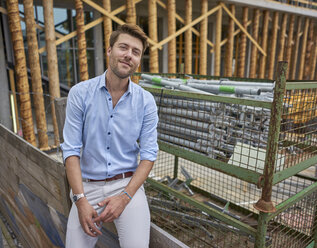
left=76, top=193, right=131, bottom=237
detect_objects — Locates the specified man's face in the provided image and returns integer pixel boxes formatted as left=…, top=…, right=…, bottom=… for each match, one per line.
left=107, top=33, right=143, bottom=79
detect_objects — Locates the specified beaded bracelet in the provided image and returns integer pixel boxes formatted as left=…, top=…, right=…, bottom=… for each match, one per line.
left=121, top=191, right=132, bottom=200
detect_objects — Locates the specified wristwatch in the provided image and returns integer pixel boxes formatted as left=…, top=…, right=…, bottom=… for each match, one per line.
left=72, top=193, right=85, bottom=203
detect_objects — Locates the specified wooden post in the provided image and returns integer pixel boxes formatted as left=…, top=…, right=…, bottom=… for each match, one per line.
left=75, top=0, right=89, bottom=81
left=277, top=13, right=288, bottom=62
left=214, top=3, right=222, bottom=77
left=259, top=10, right=269, bottom=79
left=6, top=0, right=36, bottom=146
left=249, top=9, right=260, bottom=78
left=199, top=0, right=208, bottom=75
left=290, top=16, right=302, bottom=80
left=237, top=7, right=248, bottom=78
left=167, top=0, right=176, bottom=74
left=234, top=34, right=239, bottom=77
left=23, top=0, right=49, bottom=150
left=103, top=0, right=112, bottom=68
left=184, top=0, right=192, bottom=74
left=126, top=0, right=136, bottom=24
left=298, top=17, right=309, bottom=80
left=194, top=35, right=199, bottom=74
left=149, top=0, right=158, bottom=73
left=267, top=12, right=279, bottom=80
left=225, top=4, right=235, bottom=77
left=43, top=0, right=61, bottom=146
left=285, top=15, right=295, bottom=79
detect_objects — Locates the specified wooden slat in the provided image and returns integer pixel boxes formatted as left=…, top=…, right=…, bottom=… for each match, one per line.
left=148, top=0, right=159, bottom=73
left=54, top=98, right=67, bottom=144
left=167, top=0, right=176, bottom=74
left=221, top=3, right=266, bottom=56
left=277, top=13, right=288, bottom=62
left=310, top=28, right=317, bottom=80
left=184, top=0, right=192, bottom=74
left=151, top=5, right=221, bottom=51
left=103, top=0, right=112, bottom=67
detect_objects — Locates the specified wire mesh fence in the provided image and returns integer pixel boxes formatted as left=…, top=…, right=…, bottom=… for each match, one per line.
left=266, top=187, right=317, bottom=248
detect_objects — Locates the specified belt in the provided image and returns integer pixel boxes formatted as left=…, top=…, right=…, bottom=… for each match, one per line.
left=83, top=172, right=134, bottom=182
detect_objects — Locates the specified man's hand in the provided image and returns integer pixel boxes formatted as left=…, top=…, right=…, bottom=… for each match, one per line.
left=94, top=194, right=130, bottom=223
left=76, top=198, right=102, bottom=237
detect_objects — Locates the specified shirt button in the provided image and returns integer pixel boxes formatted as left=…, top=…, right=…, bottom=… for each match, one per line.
left=108, top=98, right=111, bottom=101
left=110, top=115, right=113, bottom=118
left=108, top=163, right=111, bottom=166
left=107, top=147, right=110, bottom=150
left=108, top=132, right=111, bottom=135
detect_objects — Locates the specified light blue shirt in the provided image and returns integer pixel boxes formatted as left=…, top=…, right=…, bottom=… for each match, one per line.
left=61, top=72, right=158, bottom=180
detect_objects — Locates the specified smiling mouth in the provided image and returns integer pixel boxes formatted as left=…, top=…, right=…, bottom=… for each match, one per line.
left=119, top=61, right=131, bottom=67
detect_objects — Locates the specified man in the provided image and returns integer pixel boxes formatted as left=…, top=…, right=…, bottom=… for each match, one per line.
left=61, top=24, right=158, bottom=248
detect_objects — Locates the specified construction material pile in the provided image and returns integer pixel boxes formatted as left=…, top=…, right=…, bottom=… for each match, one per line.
left=140, top=74, right=275, bottom=101
left=141, top=75, right=272, bottom=162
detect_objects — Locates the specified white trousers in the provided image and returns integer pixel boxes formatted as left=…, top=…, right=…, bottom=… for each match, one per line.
left=65, top=177, right=150, bottom=248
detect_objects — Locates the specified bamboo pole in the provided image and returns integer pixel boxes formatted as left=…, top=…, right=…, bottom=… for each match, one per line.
left=103, top=0, right=112, bottom=67
left=184, top=0, right=192, bottom=74
left=43, top=0, right=60, bottom=146
left=199, top=0, right=208, bottom=75
left=224, top=5, right=235, bottom=77
left=214, top=4, right=222, bottom=77
left=9, top=69, right=19, bottom=132
left=167, top=0, right=176, bottom=74
left=310, top=28, right=317, bottom=80
left=259, top=10, right=269, bottom=79
left=249, top=9, right=260, bottom=78
left=126, top=0, right=136, bottom=24
left=234, top=34, right=239, bottom=77
left=298, top=17, right=309, bottom=80
left=75, top=0, right=89, bottom=81
left=6, top=0, right=36, bottom=146
left=148, top=0, right=158, bottom=73
left=290, top=17, right=302, bottom=80
left=267, top=12, right=279, bottom=80
left=285, top=14, right=295, bottom=79
left=178, top=33, right=183, bottom=72
left=277, top=13, right=288, bottom=62
left=237, top=7, right=248, bottom=78
left=23, top=0, right=49, bottom=150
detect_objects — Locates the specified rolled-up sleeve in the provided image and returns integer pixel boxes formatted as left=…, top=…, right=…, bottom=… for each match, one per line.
left=60, top=86, right=85, bottom=162
left=139, top=93, right=159, bottom=161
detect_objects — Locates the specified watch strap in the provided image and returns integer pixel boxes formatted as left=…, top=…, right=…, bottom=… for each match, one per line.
left=72, top=193, right=85, bottom=203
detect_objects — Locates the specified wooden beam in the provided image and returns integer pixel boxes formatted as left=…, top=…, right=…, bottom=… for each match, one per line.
left=126, top=0, right=136, bottom=24
left=167, top=0, right=176, bottom=74
left=309, top=28, right=317, bottom=80
left=148, top=0, right=159, bottom=73
left=82, top=0, right=159, bottom=48
left=151, top=5, right=221, bottom=51
left=103, top=0, right=112, bottom=67
left=277, top=13, right=288, bottom=62
left=184, top=0, right=192, bottom=74
left=221, top=2, right=266, bottom=56
left=237, top=7, right=248, bottom=78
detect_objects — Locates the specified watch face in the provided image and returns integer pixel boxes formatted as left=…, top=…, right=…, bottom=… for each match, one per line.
left=73, top=195, right=78, bottom=202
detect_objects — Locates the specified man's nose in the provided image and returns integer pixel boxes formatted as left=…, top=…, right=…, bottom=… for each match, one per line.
left=124, top=49, right=132, bottom=59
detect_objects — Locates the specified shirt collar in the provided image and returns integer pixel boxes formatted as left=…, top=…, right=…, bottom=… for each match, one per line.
left=99, top=70, right=133, bottom=95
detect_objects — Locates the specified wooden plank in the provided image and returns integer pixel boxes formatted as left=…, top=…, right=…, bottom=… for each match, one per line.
left=259, top=10, right=269, bottom=78
left=224, top=4, right=235, bottom=77
left=290, top=16, right=302, bottom=80
left=237, top=7, right=248, bottom=78
left=249, top=9, right=260, bottom=78
left=298, top=17, right=310, bottom=80
left=54, top=97, right=67, bottom=143
left=199, top=0, right=208, bottom=75
left=285, top=14, right=295, bottom=79
left=267, top=11, right=279, bottom=80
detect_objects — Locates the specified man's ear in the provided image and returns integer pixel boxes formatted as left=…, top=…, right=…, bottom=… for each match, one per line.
left=107, top=46, right=111, bottom=56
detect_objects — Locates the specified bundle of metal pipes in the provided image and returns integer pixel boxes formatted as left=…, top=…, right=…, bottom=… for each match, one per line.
left=153, top=93, right=271, bottom=160
left=140, top=74, right=275, bottom=101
